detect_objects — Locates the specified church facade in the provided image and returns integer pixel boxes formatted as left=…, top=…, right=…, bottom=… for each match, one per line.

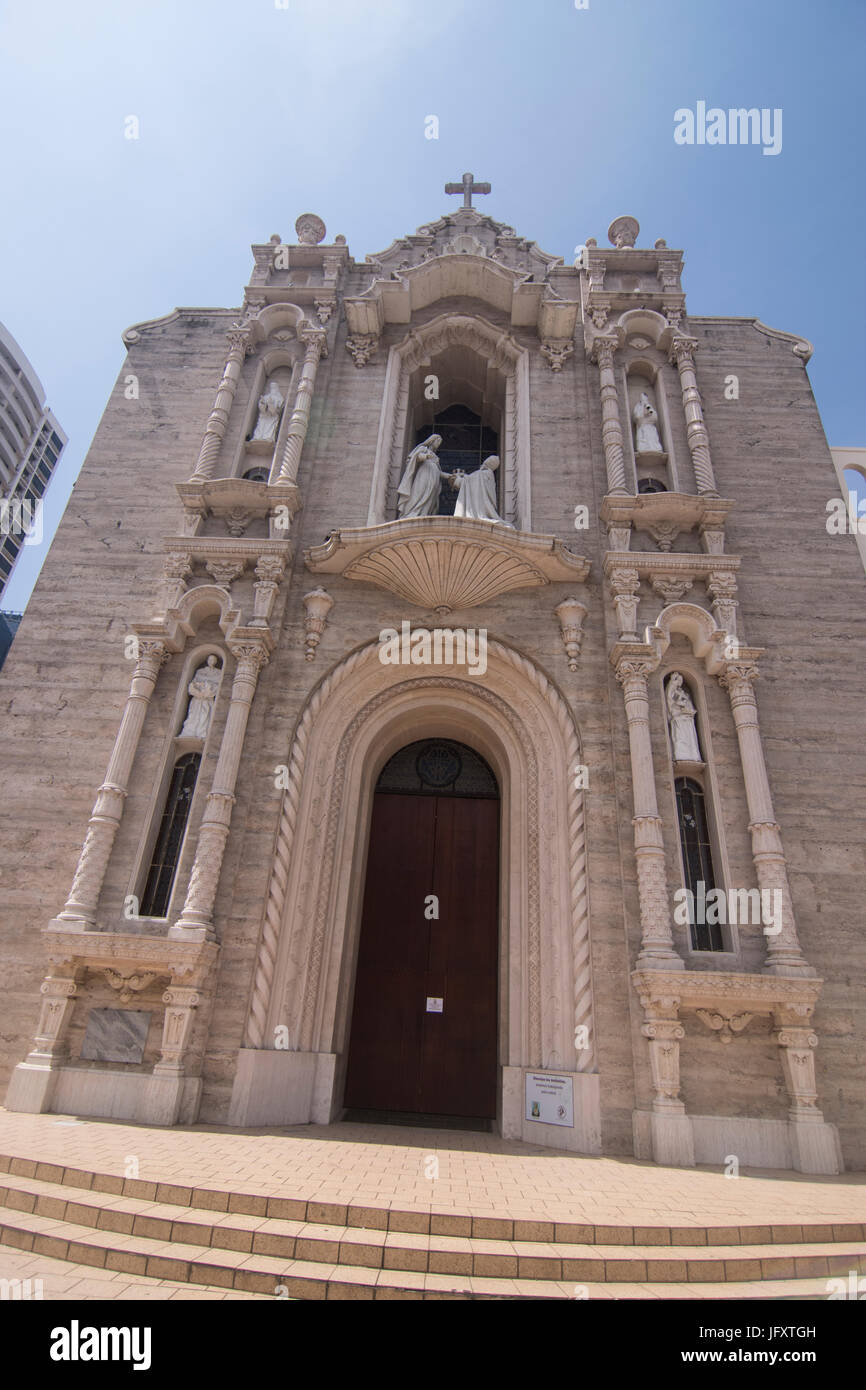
left=2, top=185, right=864, bottom=1175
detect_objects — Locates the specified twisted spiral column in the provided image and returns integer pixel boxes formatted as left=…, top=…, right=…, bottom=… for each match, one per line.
left=190, top=328, right=252, bottom=481
left=58, top=640, right=169, bottom=924
left=173, top=642, right=269, bottom=937
left=669, top=335, right=718, bottom=495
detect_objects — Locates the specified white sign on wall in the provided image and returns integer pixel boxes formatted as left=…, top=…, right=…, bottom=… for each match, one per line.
left=525, top=1072, right=574, bottom=1127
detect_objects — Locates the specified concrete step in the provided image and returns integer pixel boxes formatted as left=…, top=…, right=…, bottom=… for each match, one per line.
left=0, top=1205, right=844, bottom=1300
left=0, top=1176, right=863, bottom=1291
left=0, top=1151, right=860, bottom=1248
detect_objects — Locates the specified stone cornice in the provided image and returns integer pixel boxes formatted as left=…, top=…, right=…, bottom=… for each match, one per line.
left=42, top=924, right=219, bottom=987
left=305, top=517, right=590, bottom=615
left=164, top=536, right=292, bottom=564
left=601, top=493, right=734, bottom=532
left=175, top=478, right=301, bottom=523
left=632, top=968, right=823, bottom=1018
left=343, top=255, right=579, bottom=340
left=603, top=552, right=740, bottom=579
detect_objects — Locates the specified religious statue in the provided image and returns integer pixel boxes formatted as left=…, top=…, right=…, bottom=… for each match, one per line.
left=179, top=656, right=221, bottom=739
left=396, top=435, right=445, bottom=518
left=249, top=380, right=285, bottom=444
left=451, top=456, right=510, bottom=525
left=632, top=391, right=664, bottom=455
left=666, top=673, right=702, bottom=762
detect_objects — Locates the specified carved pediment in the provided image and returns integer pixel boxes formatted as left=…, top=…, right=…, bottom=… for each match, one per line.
left=305, top=517, right=590, bottom=615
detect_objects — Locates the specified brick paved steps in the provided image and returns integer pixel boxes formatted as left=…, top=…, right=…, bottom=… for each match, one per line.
left=0, top=1170, right=863, bottom=1299
left=0, top=1206, right=843, bottom=1300
left=1, top=1151, right=861, bottom=1247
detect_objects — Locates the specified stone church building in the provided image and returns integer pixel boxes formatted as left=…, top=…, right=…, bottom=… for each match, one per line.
left=2, top=182, right=864, bottom=1176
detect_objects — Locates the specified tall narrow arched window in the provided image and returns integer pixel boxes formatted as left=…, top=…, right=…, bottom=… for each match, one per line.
left=675, top=777, right=722, bottom=952
left=140, top=753, right=201, bottom=918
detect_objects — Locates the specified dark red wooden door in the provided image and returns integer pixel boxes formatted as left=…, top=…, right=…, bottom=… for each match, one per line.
left=344, top=790, right=499, bottom=1118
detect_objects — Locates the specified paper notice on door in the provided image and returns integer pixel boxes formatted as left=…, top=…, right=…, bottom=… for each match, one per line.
left=426, top=997, right=444, bottom=1013
left=525, top=1072, right=574, bottom=1127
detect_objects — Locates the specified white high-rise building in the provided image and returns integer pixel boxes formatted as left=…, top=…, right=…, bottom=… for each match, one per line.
left=0, top=321, right=66, bottom=596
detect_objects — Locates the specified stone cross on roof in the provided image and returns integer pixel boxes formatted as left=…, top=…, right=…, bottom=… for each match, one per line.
left=444, top=172, right=491, bottom=210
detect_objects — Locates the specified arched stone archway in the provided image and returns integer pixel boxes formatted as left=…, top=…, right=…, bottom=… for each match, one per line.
left=229, top=637, right=601, bottom=1153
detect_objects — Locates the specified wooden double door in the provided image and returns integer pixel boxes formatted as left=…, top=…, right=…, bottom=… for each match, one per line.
left=345, top=780, right=499, bottom=1119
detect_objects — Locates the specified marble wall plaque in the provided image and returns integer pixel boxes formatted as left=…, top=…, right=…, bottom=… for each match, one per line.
left=81, top=1008, right=151, bottom=1064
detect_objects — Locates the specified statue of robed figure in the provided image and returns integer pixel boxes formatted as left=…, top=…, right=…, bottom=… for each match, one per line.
left=452, top=455, right=510, bottom=524
left=396, top=434, right=445, bottom=518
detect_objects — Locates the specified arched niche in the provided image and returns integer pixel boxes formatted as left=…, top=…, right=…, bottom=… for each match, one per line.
left=367, top=313, right=531, bottom=531
left=231, top=638, right=601, bottom=1153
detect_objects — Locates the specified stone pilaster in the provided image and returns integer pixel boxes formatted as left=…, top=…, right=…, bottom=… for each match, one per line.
left=614, top=654, right=683, bottom=969
left=718, top=660, right=813, bottom=976
left=190, top=328, right=253, bottom=481
left=171, top=642, right=269, bottom=938
left=669, top=335, right=718, bottom=495
left=274, top=326, right=327, bottom=483
left=635, top=982, right=694, bottom=1166
left=57, top=640, right=169, bottom=925
left=251, top=555, right=285, bottom=627
left=591, top=336, right=628, bottom=496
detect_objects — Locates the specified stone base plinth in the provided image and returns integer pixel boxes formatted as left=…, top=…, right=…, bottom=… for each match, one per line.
left=5, top=1060, right=63, bottom=1114
left=634, top=1109, right=843, bottom=1174
left=5, top=1063, right=201, bottom=1127
left=228, top=1049, right=337, bottom=1127
left=501, top=1067, right=601, bottom=1154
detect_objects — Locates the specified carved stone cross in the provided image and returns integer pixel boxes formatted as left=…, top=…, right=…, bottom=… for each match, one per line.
left=444, top=171, right=491, bottom=209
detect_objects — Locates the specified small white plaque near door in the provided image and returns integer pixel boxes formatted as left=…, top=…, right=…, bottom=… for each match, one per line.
left=525, top=1072, right=574, bottom=1127
left=426, top=997, right=444, bottom=1013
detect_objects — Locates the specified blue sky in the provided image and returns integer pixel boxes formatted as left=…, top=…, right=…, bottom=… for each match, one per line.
left=1, top=0, right=863, bottom=607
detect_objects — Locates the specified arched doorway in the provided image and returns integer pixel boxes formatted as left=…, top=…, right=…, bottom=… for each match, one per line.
left=344, top=738, right=500, bottom=1123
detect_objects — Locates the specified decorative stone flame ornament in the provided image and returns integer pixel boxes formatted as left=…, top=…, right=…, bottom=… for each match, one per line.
left=302, top=588, right=334, bottom=660
left=346, top=334, right=378, bottom=368
left=540, top=340, right=574, bottom=372
left=555, top=598, right=588, bottom=671
left=695, top=1008, right=754, bottom=1044
left=102, top=968, right=158, bottom=1005
left=295, top=213, right=326, bottom=246
left=608, top=215, right=640, bottom=249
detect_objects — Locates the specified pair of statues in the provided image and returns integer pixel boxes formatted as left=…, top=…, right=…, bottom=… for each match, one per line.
left=396, top=434, right=509, bottom=524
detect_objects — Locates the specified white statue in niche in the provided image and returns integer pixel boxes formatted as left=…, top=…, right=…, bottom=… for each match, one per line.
left=451, top=455, right=511, bottom=525
left=632, top=390, right=664, bottom=454
left=666, top=673, right=702, bottom=762
left=396, top=434, right=445, bottom=518
left=249, top=380, right=285, bottom=443
left=179, top=656, right=221, bottom=739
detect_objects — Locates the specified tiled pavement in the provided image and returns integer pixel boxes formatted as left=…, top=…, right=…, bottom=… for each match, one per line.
left=0, top=1109, right=863, bottom=1300
left=0, top=1245, right=275, bottom=1299
left=0, top=1109, right=862, bottom=1229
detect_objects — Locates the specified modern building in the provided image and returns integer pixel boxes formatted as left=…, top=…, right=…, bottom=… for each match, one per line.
left=0, top=322, right=66, bottom=597
left=0, top=611, right=22, bottom=670
left=1, top=188, right=864, bottom=1180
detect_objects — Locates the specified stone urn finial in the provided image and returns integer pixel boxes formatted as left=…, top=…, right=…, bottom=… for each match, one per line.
left=607, top=216, right=640, bottom=249
left=295, top=213, right=327, bottom=246
left=555, top=598, right=588, bottom=672
left=302, top=588, right=334, bottom=660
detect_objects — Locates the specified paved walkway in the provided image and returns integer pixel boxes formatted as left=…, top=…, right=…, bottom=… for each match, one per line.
left=1, top=1110, right=863, bottom=1229
left=0, top=1246, right=275, bottom=1300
